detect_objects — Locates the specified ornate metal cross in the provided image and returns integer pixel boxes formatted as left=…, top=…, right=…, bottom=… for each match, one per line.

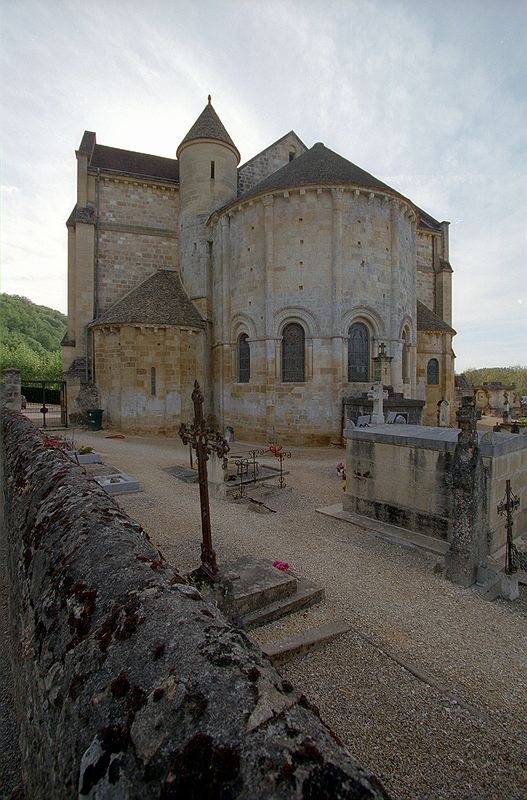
left=179, top=381, right=230, bottom=581
left=497, top=479, right=523, bottom=574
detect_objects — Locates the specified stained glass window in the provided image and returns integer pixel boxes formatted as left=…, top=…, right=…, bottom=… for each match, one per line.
left=282, top=323, right=305, bottom=382
left=427, top=358, right=439, bottom=385
left=348, top=323, right=369, bottom=382
left=238, top=334, right=250, bottom=383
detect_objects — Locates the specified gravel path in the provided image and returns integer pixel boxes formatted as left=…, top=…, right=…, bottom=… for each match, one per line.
left=46, top=431, right=527, bottom=798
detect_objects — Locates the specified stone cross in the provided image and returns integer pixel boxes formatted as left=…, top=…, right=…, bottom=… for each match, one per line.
left=179, top=381, right=230, bottom=580
left=368, top=383, right=388, bottom=424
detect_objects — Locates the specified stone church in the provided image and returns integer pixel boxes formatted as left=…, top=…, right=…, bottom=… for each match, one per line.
left=62, top=98, right=455, bottom=444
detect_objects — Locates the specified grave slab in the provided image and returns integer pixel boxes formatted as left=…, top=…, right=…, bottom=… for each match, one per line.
left=66, top=450, right=103, bottom=464
left=94, top=473, right=140, bottom=495
left=163, top=465, right=198, bottom=483
left=215, top=557, right=324, bottom=630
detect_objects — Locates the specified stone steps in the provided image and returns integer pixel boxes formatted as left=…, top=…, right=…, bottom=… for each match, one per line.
left=259, top=620, right=352, bottom=664
left=242, top=576, right=324, bottom=630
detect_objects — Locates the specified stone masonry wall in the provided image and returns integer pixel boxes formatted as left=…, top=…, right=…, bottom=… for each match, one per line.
left=212, top=187, right=417, bottom=444
left=237, top=134, right=308, bottom=196
left=93, top=325, right=206, bottom=434
left=1, top=409, right=388, bottom=799
left=416, top=230, right=435, bottom=310
left=97, top=178, right=179, bottom=314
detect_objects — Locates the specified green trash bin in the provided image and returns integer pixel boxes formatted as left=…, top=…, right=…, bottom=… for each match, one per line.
left=86, top=409, right=104, bottom=431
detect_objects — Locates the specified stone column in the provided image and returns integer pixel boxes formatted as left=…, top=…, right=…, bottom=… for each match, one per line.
left=263, top=196, right=276, bottom=440
left=331, top=189, right=344, bottom=430
left=445, top=398, right=488, bottom=587
left=1, top=369, right=21, bottom=411
left=219, top=215, right=231, bottom=429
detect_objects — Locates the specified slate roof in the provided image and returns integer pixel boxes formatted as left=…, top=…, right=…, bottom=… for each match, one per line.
left=417, top=300, right=456, bottom=334
left=237, top=142, right=442, bottom=230
left=240, top=142, right=403, bottom=199
left=90, top=144, right=179, bottom=182
left=415, top=207, right=442, bottom=232
left=177, top=101, right=239, bottom=158
left=91, top=270, right=204, bottom=328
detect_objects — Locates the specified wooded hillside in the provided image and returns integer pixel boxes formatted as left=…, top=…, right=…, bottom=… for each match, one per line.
left=462, top=366, right=527, bottom=397
left=0, top=294, right=66, bottom=380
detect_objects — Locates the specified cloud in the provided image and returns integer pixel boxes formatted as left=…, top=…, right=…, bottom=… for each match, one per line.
left=0, top=0, right=525, bottom=369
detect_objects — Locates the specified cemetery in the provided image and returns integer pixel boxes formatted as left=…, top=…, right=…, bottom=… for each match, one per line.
left=1, top=376, right=526, bottom=799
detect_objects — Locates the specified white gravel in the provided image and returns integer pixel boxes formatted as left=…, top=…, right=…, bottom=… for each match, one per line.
left=77, top=428, right=527, bottom=800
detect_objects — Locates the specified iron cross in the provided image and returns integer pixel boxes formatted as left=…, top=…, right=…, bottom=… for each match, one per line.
left=497, top=479, right=521, bottom=574
left=179, top=381, right=230, bottom=580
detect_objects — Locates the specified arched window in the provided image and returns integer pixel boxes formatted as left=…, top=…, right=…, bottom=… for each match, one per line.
left=282, top=323, right=305, bottom=382
left=427, top=358, right=439, bottom=385
left=402, top=328, right=410, bottom=384
left=348, top=322, right=370, bottom=382
left=238, top=333, right=250, bottom=383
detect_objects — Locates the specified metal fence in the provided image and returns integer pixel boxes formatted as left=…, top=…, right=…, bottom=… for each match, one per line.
left=21, top=380, right=68, bottom=428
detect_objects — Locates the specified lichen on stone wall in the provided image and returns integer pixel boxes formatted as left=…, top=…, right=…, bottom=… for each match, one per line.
left=1, top=410, right=389, bottom=799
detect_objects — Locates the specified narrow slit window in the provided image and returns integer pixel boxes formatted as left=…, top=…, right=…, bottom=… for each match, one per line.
left=150, top=367, right=156, bottom=396
left=210, top=160, right=215, bottom=179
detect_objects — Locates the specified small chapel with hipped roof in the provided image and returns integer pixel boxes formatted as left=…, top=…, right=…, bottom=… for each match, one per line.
left=62, top=97, right=455, bottom=443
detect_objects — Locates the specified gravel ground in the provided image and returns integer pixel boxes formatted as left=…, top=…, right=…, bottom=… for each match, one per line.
left=11, top=428, right=527, bottom=799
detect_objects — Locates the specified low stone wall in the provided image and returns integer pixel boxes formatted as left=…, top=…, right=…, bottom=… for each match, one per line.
left=1, top=409, right=388, bottom=800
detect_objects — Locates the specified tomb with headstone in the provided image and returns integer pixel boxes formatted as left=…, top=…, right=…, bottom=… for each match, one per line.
left=331, top=398, right=527, bottom=586
left=343, top=384, right=424, bottom=427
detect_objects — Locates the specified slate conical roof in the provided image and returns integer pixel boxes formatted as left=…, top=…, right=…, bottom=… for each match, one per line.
left=240, top=142, right=405, bottom=200
left=90, top=270, right=204, bottom=328
left=177, top=98, right=239, bottom=160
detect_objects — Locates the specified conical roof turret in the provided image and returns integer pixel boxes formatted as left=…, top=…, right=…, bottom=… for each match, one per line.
left=177, top=96, right=240, bottom=162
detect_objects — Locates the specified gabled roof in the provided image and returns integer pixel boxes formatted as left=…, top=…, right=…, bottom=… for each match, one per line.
left=90, top=144, right=179, bottom=182
left=417, top=301, right=456, bottom=334
left=177, top=100, right=239, bottom=160
left=238, top=130, right=308, bottom=171
left=239, top=142, right=406, bottom=200
left=91, top=270, right=204, bottom=328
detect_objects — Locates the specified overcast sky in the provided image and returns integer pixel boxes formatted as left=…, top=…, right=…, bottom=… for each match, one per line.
left=1, top=0, right=525, bottom=370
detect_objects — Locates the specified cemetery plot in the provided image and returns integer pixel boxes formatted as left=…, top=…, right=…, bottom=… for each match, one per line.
left=94, top=473, right=140, bottom=495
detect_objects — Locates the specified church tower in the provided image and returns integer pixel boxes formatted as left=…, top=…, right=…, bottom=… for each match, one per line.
left=176, top=97, right=240, bottom=318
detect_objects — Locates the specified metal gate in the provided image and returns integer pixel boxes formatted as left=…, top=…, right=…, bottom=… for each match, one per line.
left=20, top=380, right=68, bottom=428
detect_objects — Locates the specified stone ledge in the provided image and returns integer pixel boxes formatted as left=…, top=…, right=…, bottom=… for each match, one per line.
left=317, top=504, right=450, bottom=555
left=346, top=424, right=527, bottom=457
